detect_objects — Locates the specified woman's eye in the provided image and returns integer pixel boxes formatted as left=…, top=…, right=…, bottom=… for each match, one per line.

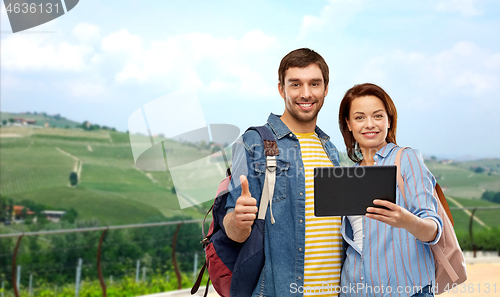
left=355, top=116, right=364, bottom=120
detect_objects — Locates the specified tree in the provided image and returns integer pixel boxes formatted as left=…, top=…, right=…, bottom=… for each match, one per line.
left=1, top=119, right=6, bottom=126
left=0, top=195, right=7, bottom=222
left=69, top=172, right=78, bottom=186
left=61, top=208, right=78, bottom=223
left=474, top=167, right=485, bottom=173
left=8, top=118, right=14, bottom=123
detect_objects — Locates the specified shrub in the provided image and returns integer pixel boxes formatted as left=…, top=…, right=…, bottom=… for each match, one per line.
left=69, top=172, right=78, bottom=186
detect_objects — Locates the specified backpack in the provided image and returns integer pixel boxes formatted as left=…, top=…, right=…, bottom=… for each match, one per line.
left=191, top=125, right=279, bottom=297
left=395, top=147, right=467, bottom=295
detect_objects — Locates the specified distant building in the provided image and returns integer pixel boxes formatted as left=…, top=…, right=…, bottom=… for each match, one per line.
left=12, top=117, right=36, bottom=125
left=6, top=205, right=35, bottom=224
left=41, top=210, right=66, bottom=223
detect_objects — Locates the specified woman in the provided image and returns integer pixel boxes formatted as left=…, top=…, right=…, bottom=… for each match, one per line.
left=338, top=83, right=443, bottom=297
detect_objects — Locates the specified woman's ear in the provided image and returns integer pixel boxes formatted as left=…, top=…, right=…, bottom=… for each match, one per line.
left=346, top=118, right=351, bottom=132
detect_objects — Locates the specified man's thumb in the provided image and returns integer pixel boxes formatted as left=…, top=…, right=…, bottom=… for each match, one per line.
left=240, top=175, right=251, bottom=197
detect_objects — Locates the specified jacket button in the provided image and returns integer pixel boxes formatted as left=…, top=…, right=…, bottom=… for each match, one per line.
left=299, top=248, right=302, bottom=251
left=298, top=276, right=301, bottom=280
left=300, top=192, right=303, bottom=196
left=289, top=133, right=293, bottom=137
left=295, top=144, right=298, bottom=147
left=299, top=219, right=303, bottom=223
left=299, top=167, right=302, bottom=170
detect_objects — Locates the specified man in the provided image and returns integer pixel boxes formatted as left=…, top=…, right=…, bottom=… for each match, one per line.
left=224, top=48, right=341, bottom=296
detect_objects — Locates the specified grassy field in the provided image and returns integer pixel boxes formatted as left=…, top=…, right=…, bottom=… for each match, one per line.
left=1, top=125, right=499, bottom=231
left=426, top=160, right=500, bottom=199
left=0, top=126, right=217, bottom=228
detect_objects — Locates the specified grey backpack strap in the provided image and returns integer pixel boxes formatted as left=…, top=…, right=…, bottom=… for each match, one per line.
left=258, top=156, right=277, bottom=223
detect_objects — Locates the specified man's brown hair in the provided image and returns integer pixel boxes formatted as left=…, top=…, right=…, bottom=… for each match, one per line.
left=278, top=48, right=329, bottom=88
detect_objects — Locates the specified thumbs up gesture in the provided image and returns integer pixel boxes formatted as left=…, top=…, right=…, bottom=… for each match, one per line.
left=234, top=175, right=258, bottom=230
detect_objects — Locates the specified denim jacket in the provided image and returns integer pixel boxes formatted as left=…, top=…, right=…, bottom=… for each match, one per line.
left=226, top=113, right=340, bottom=296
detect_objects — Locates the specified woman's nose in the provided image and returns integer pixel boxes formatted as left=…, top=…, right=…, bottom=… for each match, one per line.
left=365, top=117, right=375, bottom=128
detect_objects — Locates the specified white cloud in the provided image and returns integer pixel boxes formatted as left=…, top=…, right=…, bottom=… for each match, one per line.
left=357, top=41, right=499, bottom=95
left=70, top=81, right=107, bottom=99
left=100, top=29, right=280, bottom=97
left=1, top=32, right=94, bottom=72
left=299, top=0, right=364, bottom=39
left=72, top=23, right=101, bottom=43
left=436, top=0, right=482, bottom=17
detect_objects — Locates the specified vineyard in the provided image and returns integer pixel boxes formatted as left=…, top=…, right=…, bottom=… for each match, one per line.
left=1, top=124, right=500, bottom=296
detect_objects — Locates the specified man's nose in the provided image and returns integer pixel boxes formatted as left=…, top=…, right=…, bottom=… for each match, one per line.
left=301, top=85, right=312, bottom=99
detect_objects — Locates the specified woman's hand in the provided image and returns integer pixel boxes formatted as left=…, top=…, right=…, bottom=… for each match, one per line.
left=366, top=199, right=413, bottom=230
left=366, top=199, right=439, bottom=242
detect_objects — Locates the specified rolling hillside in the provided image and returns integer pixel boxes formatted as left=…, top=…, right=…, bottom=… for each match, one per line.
left=0, top=112, right=81, bottom=129
left=0, top=126, right=214, bottom=228
left=1, top=124, right=499, bottom=232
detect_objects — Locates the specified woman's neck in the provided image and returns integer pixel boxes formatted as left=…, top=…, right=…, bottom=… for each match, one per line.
left=360, top=156, right=375, bottom=166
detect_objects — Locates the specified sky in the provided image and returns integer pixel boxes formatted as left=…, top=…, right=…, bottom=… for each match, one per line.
left=1, top=0, right=500, bottom=159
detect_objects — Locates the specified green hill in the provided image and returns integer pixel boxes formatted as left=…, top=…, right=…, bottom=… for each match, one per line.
left=0, top=112, right=81, bottom=129
left=0, top=126, right=214, bottom=228
left=1, top=123, right=499, bottom=232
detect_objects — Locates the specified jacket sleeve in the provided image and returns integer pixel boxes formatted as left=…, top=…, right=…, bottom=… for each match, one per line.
left=401, top=148, right=443, bottom=245
left=225, top=131, right=264, bottom=211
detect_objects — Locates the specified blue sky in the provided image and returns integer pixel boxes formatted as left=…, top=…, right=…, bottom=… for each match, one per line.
left=1, top=0, right=500, bottom=159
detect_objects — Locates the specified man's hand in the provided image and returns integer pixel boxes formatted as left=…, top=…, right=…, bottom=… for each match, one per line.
left=223, top=175, right=257, bottom=243
left=234, top=175, right=258, bottom=229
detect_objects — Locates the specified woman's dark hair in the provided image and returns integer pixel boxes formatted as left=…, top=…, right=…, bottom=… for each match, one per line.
left=339, top=83, right=398, bottom=163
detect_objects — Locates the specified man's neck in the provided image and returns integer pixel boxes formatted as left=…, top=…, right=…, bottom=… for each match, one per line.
left=280, top=113, right=317, bottom=134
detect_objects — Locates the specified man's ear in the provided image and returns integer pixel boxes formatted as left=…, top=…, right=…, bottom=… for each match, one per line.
left=278, top=83, right=286, bottom=100
left=324, top=84, right=329, bottom=97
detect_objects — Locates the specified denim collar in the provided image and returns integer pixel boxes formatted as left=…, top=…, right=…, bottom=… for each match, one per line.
left=266, top=113, right=331, bottom=141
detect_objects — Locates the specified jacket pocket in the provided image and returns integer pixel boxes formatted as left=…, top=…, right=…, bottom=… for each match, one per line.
left=254, top=160, right=289, bottom=202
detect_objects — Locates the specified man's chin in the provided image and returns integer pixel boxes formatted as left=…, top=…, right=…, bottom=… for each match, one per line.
left=293, top=112, right=319, bottom=124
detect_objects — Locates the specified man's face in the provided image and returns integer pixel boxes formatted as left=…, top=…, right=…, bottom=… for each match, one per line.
left=279, top=64, right=328, bottom=125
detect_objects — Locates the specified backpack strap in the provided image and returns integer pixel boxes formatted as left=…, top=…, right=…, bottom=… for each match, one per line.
left=395, top=147, right=454, bottom=225
left=246, top=126, right=279, bottom=224
left=394, top=147, right=409, bottom=208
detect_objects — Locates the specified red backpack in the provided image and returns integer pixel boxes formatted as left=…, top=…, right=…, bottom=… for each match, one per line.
left=191, top=126, right=279, bottom=297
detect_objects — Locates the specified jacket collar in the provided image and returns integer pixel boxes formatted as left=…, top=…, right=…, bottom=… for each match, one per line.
left=266, top=113, right=330, bottom=141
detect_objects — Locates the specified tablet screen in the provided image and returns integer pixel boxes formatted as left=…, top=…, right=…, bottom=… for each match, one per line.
left=314, top=166, right=396, bottom=216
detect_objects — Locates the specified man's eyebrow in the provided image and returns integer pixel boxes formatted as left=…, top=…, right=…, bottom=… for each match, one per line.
left=310, top=78, right=323, bottom=82
left=287, top=78, right=301, bottom=82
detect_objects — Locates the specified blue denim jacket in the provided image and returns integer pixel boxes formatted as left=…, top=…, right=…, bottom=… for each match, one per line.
left=226, top=113, right=340, bottom=297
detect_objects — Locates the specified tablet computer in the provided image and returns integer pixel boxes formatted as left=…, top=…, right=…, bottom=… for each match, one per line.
left=314, top=166, right=396, bottom=216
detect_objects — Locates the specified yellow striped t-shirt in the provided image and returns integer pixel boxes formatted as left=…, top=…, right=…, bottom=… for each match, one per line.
left=296, top=132, right=342, bottom=297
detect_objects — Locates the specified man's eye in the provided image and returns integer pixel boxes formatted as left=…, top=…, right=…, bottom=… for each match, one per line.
left=292, top=83, right=300, bottom=87
left=311, top=83, right=318, bottom=87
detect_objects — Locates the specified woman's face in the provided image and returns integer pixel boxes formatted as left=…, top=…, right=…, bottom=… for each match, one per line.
left=346, top=95, right=390, bottom=155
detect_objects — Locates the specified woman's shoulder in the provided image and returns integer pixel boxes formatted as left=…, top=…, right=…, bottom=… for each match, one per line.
left=394, top=145, right=434, bottom=177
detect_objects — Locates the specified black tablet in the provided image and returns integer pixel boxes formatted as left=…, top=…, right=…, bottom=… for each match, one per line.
left=314, top=166, right=397, bottom=216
